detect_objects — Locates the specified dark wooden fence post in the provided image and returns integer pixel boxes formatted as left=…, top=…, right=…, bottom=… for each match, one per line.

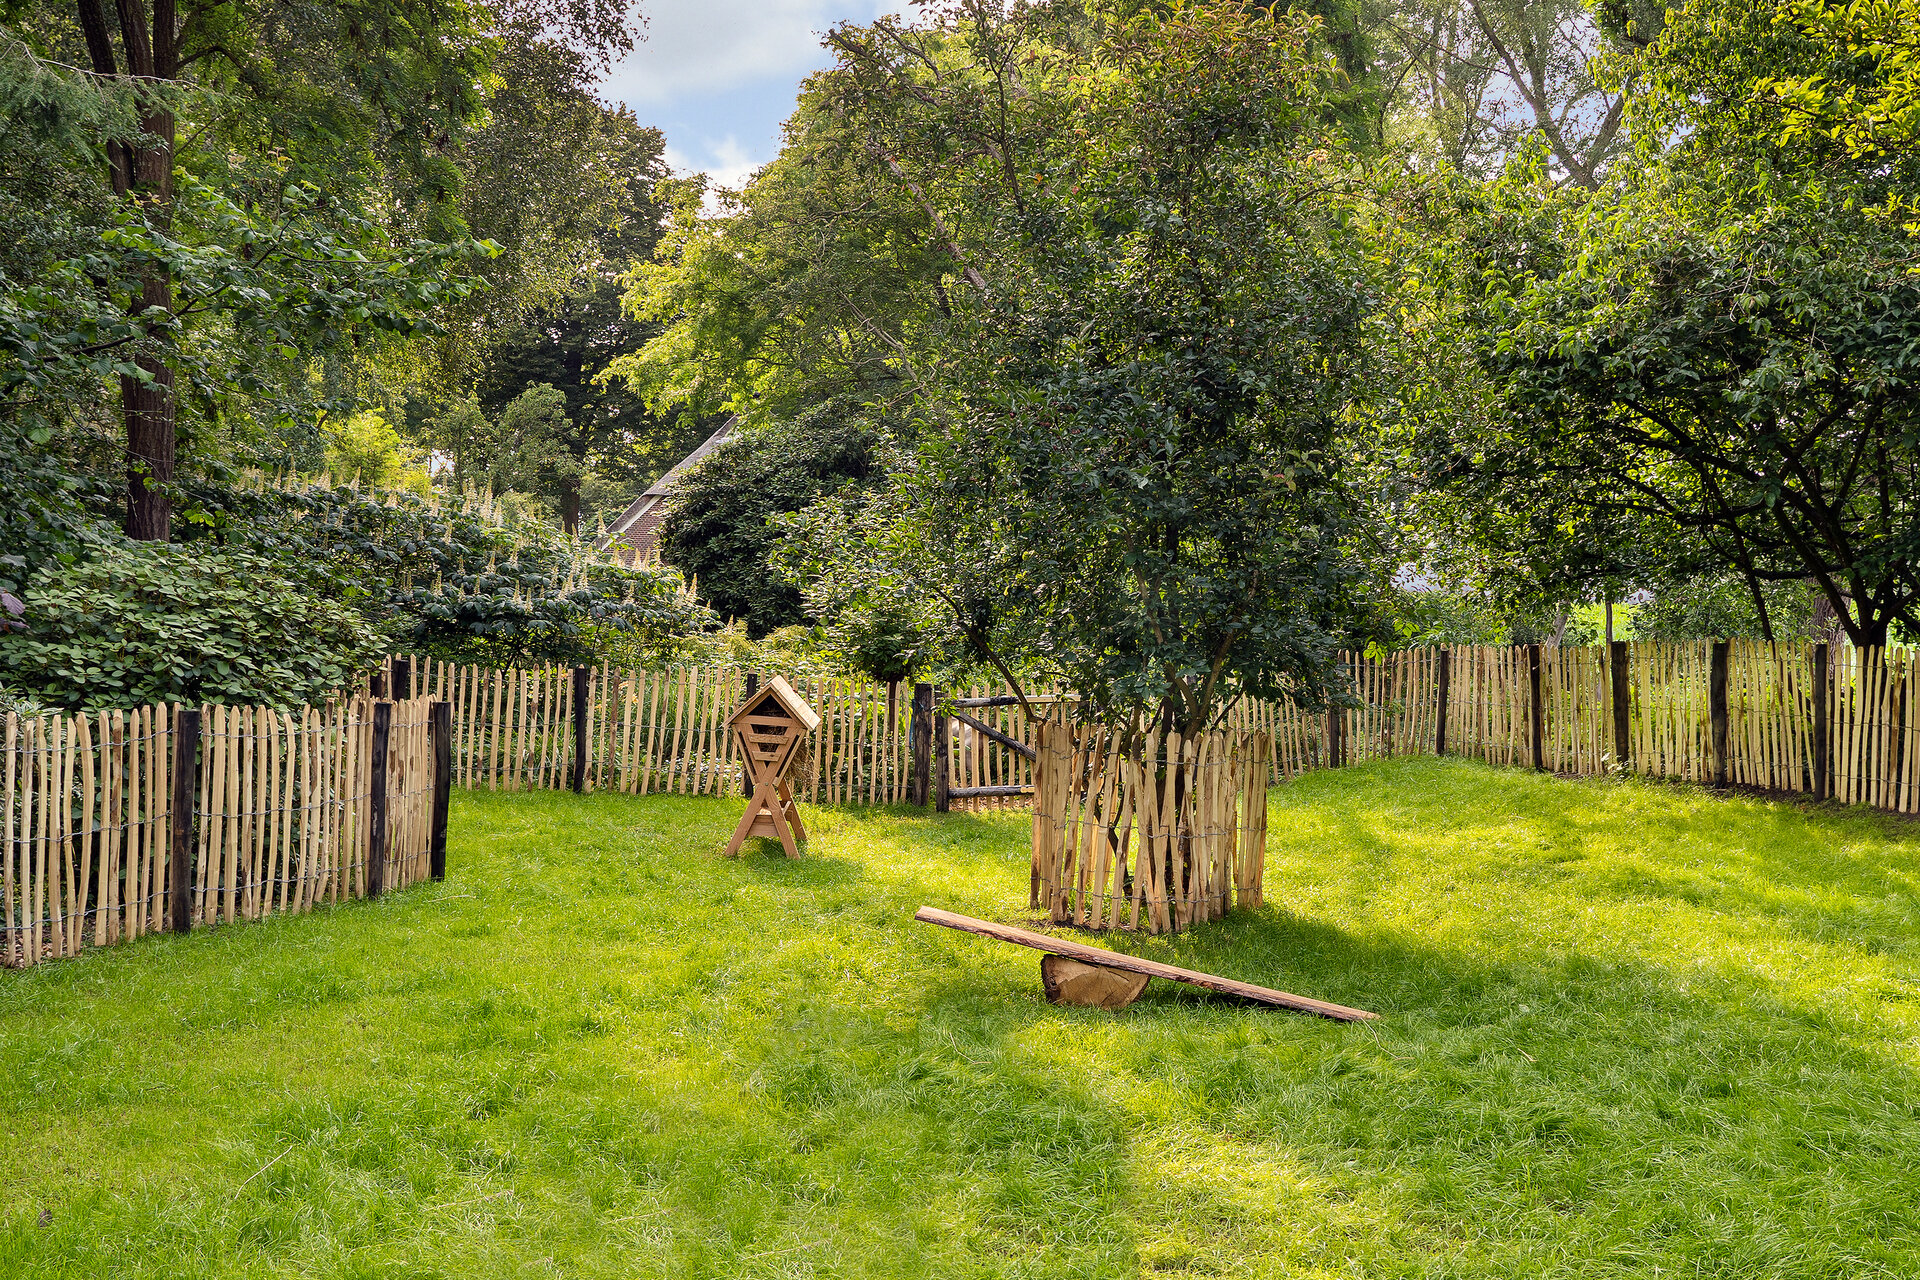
left=1326, top=658, right=1347, bottom=769
left=935, top=689, right=950, bottom=813
left=1435, top=648, right=1452, bottom=756
left=429, top=700, right=452, bottom=882
left=367, top=701, right=391, bottom=899
left=1610, top=640, right=1632, bottom=772
left=368, top=660, right=388, bottom=700
left=1710, top=639, right=1731, bottom=788
left=1813, top=643, right=1830, bottom=801
left=1528, top=643, right=1545, bottom=771
left=391, top=657, right=412, bottom=700
left=910, top=681, right=933, bottom=806
left=741, top=673, right=759, bottom=797
left=168, top=707, right=200, bottom=933
left=571, top=665, right=590, bottom=794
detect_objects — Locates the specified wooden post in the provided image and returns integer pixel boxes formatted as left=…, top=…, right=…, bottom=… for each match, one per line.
left=1528, top=643, right=1544, bottom=771
left=570, top=665, right=590, bottom=794
left=742, top=673, right=760, bottom=798
left=367, top=701, right=391, bottom=899
left=909, top=681, right=933, bottom=806
left=391, top=658, right=412, bottom=700
left=1813, top=643, right=1830, bottom=801
left=1710, top=639, right=1730, bottom=788
left=168, top=707, right=200, bottom=934
left=368, top=663, right=388, bottom=699
left=1610, top=640, right=1631, bottom=772
left=429, top=700, right=452, bottom=882
left=1435, top=648, right=1452, bottom=755
left=1325, top=656, right=1346, bottom=769
left=935, top=690, right=950, bottom=813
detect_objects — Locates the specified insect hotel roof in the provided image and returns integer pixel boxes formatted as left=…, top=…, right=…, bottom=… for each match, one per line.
left=727, top=675, right=821, bottom=733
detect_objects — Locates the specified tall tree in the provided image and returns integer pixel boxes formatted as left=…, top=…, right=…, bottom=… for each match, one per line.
left=1419, top=0, right=1920, bottom=646
left=20, top=0, right=635, bottom=540
left=806, top=1, right=1379, bottom=734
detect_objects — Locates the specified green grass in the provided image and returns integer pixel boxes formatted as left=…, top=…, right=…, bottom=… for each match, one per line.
left=6, top=757, right=1920, bottom=1277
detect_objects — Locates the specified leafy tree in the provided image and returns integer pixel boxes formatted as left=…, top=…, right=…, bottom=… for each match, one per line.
left=1419, top=0, right=1920, bottom=647
left=322, top=410, right=431, bottom=493
left=804, top=1, right=1380, bottom=735
left=1, top=0, right=637, bottom=540
left=202, top=478, right=715, bottom=667
left=1761, top=0, right=1920, bottom=183
left=1371, top=0, right=1637, bottom=184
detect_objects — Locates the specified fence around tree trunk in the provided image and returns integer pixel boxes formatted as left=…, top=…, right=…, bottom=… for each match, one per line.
left=3, top=696, right=448, bottom=968
left=1031, top=722, right=1272, bottom=936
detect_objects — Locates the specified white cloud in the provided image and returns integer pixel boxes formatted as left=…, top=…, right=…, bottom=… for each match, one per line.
left=604, top=0, right=853, bottom=105
left=663, top=137, right=763, bottom=209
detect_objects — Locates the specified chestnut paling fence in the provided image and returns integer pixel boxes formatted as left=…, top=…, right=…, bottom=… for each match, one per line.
left=1030, top=722, right=1274, bottom=936
left=394, top=641, right=1918, bottom=814
left=11, top=641, right=1908, bottom=964
left=393, top=656, right=1060, bottom=808
left=3, top=696, right=445, bottom=968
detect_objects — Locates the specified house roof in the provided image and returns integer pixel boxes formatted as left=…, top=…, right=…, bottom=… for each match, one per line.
left=599, top=416, right=736, bottom=564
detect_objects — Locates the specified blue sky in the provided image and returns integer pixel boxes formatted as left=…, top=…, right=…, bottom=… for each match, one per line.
left=598, top=1, right=905, bottom=191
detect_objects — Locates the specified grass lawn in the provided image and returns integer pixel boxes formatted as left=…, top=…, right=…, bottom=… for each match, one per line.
left=6, top=757, right=1920, bottom=1277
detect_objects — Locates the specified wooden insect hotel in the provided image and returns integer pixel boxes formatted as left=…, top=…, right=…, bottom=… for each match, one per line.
left=724, top=676, right=821, bottom=857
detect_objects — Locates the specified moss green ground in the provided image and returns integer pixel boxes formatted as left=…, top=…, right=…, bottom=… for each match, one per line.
left=5, top=756, right=1920, bottom=1277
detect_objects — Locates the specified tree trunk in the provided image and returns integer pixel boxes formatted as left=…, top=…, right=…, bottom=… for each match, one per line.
left=83, top=0, right=180, bottom=540
left=560, top=476, right=581, bottom=535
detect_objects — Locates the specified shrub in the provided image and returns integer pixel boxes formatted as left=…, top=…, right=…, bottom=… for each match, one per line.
left=0, top=541, right=384, bottom=710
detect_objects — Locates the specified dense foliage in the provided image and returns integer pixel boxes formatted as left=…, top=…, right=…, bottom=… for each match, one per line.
left=0, top=541, right=381, bottom=710
left=659, top=408, right=882, bottom=635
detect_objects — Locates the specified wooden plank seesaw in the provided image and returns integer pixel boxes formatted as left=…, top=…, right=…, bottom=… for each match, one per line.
left=913, top=907, right=1378, bottom=1021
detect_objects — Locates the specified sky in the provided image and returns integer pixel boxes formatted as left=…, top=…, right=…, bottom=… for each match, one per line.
left=598, top=0, right=906, bottom=192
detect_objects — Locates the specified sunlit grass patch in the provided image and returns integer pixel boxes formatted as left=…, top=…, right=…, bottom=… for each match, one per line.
left=4, top=759, right=1919, bottom=1276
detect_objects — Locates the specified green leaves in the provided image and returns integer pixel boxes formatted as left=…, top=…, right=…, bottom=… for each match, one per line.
left=0, top=541, right=384, bottom=711
left=798, top=2, right=1378, bottom=732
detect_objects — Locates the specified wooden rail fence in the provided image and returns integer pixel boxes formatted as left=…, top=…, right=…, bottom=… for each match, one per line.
left=385, top=640, right=1920, bottom=822
left=4, top=696, right=450, bottom=968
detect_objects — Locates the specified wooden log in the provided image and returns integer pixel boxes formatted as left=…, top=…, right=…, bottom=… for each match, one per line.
left=169, top=708, right=199, bottom=934
left=367, top=701, right=391, bottom=899
left=391, top=658, right=412, bottom=701
left=952, top=695, right=1023, bottom=708
left=1710, top=639, right=1730, bottom=788
left=948, top=784, right=1032, bottom=799
left=951, top=710, right=1036, bottom=762
left=1435, top=648, right=1451, bottom=756
left=1041, top=954, right=1151, bottom=1010
left=1813, top=643, right=1830, bottom=801
left=915, top=906, right=1376, bottom=1021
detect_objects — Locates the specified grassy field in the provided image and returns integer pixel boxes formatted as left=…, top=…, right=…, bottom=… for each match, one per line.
left=5, top=757, right=1920, bottom=1278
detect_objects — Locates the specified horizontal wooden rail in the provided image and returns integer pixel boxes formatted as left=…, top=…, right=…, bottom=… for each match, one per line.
left=948, top=784, right=1032, bottom=799
left=914, top=906, right=1377, bottom=1021
left=951, top=711, right=1037, bottom=761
